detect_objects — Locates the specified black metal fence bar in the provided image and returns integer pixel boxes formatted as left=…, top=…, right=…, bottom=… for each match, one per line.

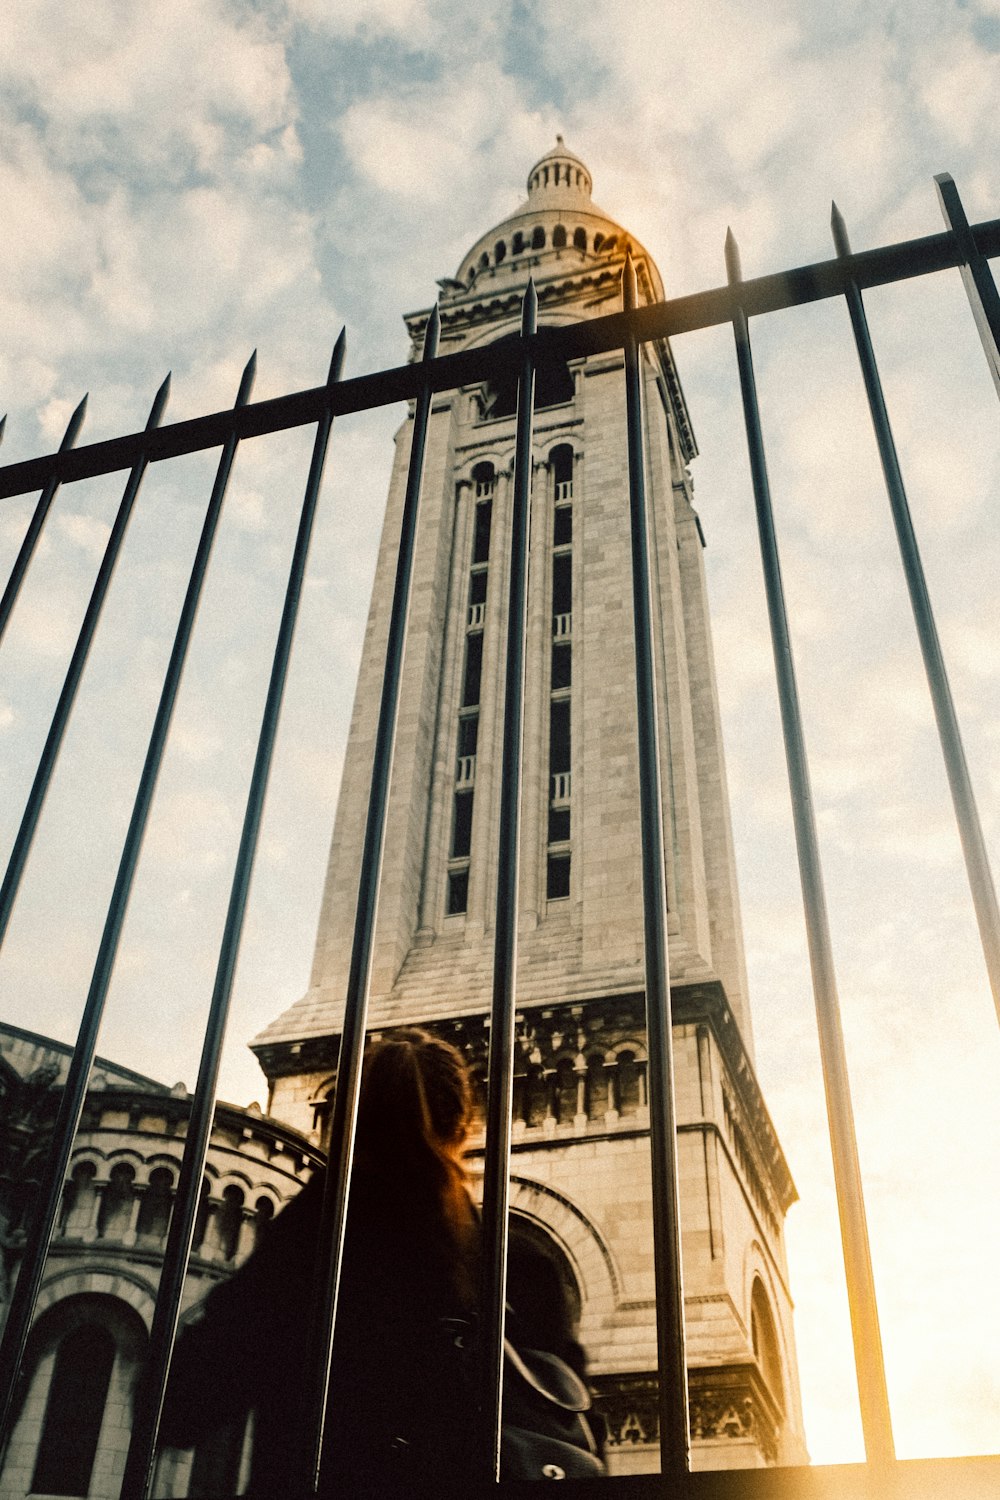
left=0, top=357, right=255, bottom=1446
left=832, top=205, right=1000, bottom=1029
left=622, top=254, right=690, bottom=1478
left=0, top=395, right=86, bottom=635
left=1, top=210, right=999, bottom=504
left=304, top=309, right=438, bottom=1493
left=120, top=333, right=345, bottom=1500
left=479, top=281, right=537, bottom=1481
left=0, top=377, right=170, bottom=951
left=936, top=174, right=1000, bottom=398
left=725, top=230, right=896, bottom=1470
left=1, top=169, right=998, bottom=1495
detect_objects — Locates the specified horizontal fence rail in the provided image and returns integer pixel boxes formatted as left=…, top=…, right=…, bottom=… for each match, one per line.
left=0, top=213, right=998, bottom=502
left=0, top=173, right=998, bottom=1500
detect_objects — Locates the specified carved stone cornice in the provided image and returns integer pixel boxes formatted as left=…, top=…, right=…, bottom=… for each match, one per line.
left=591, top=1361, right=783, bottom=1465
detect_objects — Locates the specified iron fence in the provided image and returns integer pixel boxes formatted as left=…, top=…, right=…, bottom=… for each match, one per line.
left=0, top=172, right=998, bottom=1498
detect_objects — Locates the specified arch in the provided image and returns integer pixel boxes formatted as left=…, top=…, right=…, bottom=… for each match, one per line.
left=531, top=224, right=545, bottom=250
left=32, top=1322, right=115, bottom=1495
left=573, top=227, right=587, bottom=251
left=216, top=1184, right=245, bottom=1261
left=751, top=1277, right=784, bottom=1409
left=191, top=1177, right=212, bottom=1253
left=507, top=1176, right=622, bottom=1306
left=60, top=1159, right=97, bottom=1237
left=512, top=230, right=525, bottom=255
left=136, top=1165, right=173, bottom=1241
left=35, top=1267, right=159, bottom=1329
left=552, top=224, right=567, bottom=249
left=584, top=1050, right=610, bottom=1120
left=253, top=1194, right=276, bottom=1251
left=454, top=453, right=507, bottom=490
left=478, top=250, right=489, bottom=270
left=554, top=1054, right=581, bottom=1124
left=97, top=1161, right=135, bottom=1239
left=593, top=232, right=604, bottom=252
left=17, top=1293, right=148, bottom=1499
left=549, top=442, right=574, bottom=487
left=509, top=1212, right=581, bottom=1334
left=494, top=239, right=506, bottom=264
left=601, top=235, right=618, bottom=254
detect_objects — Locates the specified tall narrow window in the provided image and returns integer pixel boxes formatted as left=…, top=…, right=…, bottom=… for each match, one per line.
left=449, top=465, right=494, bottom=915
left=548, top=446, right=575, bottom=901
left=32, top=1324, right=115, bottom=1496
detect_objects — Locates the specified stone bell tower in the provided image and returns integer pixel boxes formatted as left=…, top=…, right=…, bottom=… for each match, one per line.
left=252, top=141, right=808, bottom=1473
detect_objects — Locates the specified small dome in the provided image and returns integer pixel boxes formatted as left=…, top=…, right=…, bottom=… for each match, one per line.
left=525, top=136, right=593, bottom=204
left=448, top=141, right=663, bottom=302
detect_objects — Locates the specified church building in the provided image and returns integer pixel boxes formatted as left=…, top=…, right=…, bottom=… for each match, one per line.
left=251, top=141, right=809, bottom=1474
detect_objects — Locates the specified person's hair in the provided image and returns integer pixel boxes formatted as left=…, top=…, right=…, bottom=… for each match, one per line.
left=355, top=1028, right=477, bottom=1294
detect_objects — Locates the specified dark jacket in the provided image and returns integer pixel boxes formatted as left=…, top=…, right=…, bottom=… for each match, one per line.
left=160, top=1168, right=582, bottom=1494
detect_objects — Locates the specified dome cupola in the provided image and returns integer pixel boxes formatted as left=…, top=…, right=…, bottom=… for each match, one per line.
left=524, top=136, right=593, bottom=204
left=443, top=139, right=664, bottom=306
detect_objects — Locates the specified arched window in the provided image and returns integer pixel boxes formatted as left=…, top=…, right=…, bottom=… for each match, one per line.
left=216, top=1184, right=245, bottom=1261
left=59, top=1160, right=96, bottom=1236
left=494, top=240, right=506, bottom=264
left=573, top=227, right=587, bottom=251
left=192, top=1177, right=212, bottom=1253
left=136, top=1165, right=173, bottom=1241
left=552, top=224, right=567, bottom=249
left=555, top=1057, right=578, bottom=1124
left=32, top=1323, right=115, bottom=1496
left=512, top=230, right=525, bottom=255
left=531, top=225, right=545, bottom=250
left=479, top=251, right=489, bottom=271
left=602, top=235, right=618, bottom=254
left=550, top=443, right=574, bottom=490
left=586, top=1054, right=609, bottom=1120
left=616, top=1049, right=645, bottom=1117
left=509, top=1216, right=582, bottom=1336
left=254, top=1194, right=275, bottom=1250
left=751, top=1279, right=784, bottom=1407
left=97, top=1162, right=135, bottom=1239
left=593, top=233, right=604, bottom=252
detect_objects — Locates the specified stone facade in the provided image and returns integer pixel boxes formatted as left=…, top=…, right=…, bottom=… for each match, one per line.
left=252, top=142, right=809, bottom=1472
left=0, top=1024, right=321, bottom=1500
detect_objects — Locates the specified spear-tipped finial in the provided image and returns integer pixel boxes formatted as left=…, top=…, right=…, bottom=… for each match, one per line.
left=147, top=373, right=172, bottom=430
left=622, top=249, right=638, bottom=312
left=830, top=201, right=851, bottom=259
left=236, top=351, right=258, bottom=406
left=422, top=302, right=440, bottom=361
left=58, top=394, right=88, bottom=451
left=724, top=227, right=742, bottom=286
left=521, top=278, right=538, bottom=334
left=328, top=327, right=347, bottom=384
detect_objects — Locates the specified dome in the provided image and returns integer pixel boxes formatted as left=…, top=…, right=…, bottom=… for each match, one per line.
left=524, top=136, right=593, bottom=204
left=450, top=139, right=663, bottom=301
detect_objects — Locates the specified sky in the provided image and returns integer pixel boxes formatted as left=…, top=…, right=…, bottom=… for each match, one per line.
left=0, top=0, right=998, bottom=1472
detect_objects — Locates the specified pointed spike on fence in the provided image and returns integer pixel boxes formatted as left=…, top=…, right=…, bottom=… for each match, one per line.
left=58, top=394, right=89, bottom=451
left=422, top=302, right=440, bottom=361
left=622, top=249, right=639, bottom=312
left=522, top=277, right=538, bottom=334
left=830, top=201, right=851, bottom=260
left=236, top=351, right=258, bottom=406
left=146, top=373, right=172, bottom=429
left=0, top=415, right=6, bottom=448
left=328, top=327, right=347, bottom=384
left=724, top=227, right=742, bottom=286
